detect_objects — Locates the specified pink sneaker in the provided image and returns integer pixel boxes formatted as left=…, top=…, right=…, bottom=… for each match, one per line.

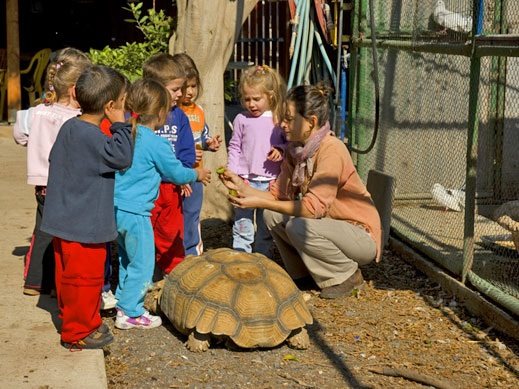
left=115, top=309, right=162, bottom=330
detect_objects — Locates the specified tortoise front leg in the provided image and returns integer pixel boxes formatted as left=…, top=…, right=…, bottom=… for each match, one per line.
left=286, top=328, right=310, bottom=350
left=186, top=331, right=211, bottom=352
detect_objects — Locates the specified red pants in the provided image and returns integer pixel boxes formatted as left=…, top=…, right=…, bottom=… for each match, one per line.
left=151, top=182, right=185, bottom=274
left=53, top=238, right=105, bottom=343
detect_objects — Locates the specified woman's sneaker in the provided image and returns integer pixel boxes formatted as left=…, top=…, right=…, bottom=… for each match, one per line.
left=101, top=290, right=118, bottom=310
left=115, top=309, right=162, bottom=330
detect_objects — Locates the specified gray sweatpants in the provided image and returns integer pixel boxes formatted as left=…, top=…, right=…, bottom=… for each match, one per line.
left=263, top=210, right=376, bottom=288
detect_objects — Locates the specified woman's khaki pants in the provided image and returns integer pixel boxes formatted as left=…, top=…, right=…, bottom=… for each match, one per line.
left=263, top=210, right=376, bottom=288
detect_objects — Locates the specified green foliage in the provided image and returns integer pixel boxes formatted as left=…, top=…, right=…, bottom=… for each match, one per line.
left=224, top=79, right=237, bottom=103
left=88, top=2, right=173, bottom=81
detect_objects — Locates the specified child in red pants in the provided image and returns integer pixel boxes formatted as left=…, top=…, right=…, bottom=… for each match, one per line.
left=41, top=65, right=132, bottom=350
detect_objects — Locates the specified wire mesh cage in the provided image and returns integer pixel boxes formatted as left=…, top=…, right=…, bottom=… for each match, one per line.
left=349, top=0, right=519, bottom=316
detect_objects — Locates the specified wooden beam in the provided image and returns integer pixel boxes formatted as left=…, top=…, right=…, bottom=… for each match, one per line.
left=6, top=0, right=21, bottom=123
left=389, top=237, right=519, bottom=341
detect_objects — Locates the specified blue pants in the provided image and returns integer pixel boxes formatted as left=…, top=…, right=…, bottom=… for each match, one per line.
left=183, top=181, right=203, bottom=256
left=115, top=209, right=154, bottom=317
left=232, top=180, right=272, bottom=257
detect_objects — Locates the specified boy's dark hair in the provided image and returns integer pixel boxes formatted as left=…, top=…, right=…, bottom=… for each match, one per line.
left=75, top=65, right=127, bottom=114
left=143, top=53, right=184, bottom=85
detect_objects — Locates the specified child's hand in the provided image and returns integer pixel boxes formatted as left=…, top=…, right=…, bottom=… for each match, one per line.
left=105, top=93, right=127, bottom=124
left=195, top=147, right=203, bottom=163
left=195, top=167, right=211, bottom=186
left=206, top=135, right=222, bottom=151
left=181, top=184, right=192, bottom=197
left=267, top=147, right=283, bottom=162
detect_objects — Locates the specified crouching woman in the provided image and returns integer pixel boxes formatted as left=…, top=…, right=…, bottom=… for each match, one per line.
left=219, top=84, right=382, bottom=299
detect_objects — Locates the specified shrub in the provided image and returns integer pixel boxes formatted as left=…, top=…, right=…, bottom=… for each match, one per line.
left=88, top=2, right=173, bottom=81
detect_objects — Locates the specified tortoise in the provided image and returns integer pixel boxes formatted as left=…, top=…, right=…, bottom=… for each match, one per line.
left=148, top=248, right=313, bottom=352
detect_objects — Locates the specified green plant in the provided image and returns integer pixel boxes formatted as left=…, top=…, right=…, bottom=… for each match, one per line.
left=88, top=2, right=173, bottom=81
left=224, top=79, right=237, bottom=103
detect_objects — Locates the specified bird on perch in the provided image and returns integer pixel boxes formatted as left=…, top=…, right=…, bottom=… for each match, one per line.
left=433, top=0, right=472, bottom=34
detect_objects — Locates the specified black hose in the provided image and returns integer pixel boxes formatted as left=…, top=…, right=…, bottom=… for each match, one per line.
left=349, top=0, right=380, bottom=154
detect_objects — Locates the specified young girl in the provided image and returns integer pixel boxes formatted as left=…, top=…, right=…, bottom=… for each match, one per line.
left=13, top=48, right=91, bottom=296
left=114, top=79, right=211, bottom=330
left=174, top=53, right=222, bottom=256
left=227, top=64, right=287, bottom=257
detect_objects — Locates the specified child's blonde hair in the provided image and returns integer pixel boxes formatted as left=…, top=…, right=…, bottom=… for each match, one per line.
left=143, top=53, right=185, bottom=86
left=125, top=78, right=171, bottom=142
left=238, top=64, right=286, bottom=123
left=44, top=47, right=91, bottom=105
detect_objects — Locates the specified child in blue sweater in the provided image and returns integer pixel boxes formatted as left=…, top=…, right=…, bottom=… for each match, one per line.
left=114, top=79, right=211, bottom=329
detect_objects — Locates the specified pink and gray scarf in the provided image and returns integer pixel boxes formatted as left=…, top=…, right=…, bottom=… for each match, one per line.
left=288, top=121, right=332, bottom=188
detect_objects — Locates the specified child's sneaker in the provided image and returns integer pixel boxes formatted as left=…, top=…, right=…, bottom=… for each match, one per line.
left=101, top=290, right=118, bottom=310
left=115, top=309, right=162, bottom=330
left=61, top=327, right=114, bottom=350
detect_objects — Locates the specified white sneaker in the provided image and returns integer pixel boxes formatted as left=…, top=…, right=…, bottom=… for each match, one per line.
left=101, top=290, right=118, bottom=310
left=115, top=309, right=162, bottom=330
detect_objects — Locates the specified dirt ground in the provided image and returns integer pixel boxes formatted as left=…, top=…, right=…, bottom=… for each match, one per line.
left=104, top=218, right=519, bottom=389
left=1, top=125, right=517, bottom=388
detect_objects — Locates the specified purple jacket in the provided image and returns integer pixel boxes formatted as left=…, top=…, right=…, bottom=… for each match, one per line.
left=227, top=111, right=286, bottom=179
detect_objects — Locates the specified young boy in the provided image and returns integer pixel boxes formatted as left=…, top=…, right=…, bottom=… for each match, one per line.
left=41, top=65, right=132, bottom=350
left=142, top=53, right=196, bottom=275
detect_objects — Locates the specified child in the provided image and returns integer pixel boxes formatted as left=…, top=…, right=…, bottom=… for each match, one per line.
left=40, top=65, right=132, bottom=349
left=227, top=65, right=287, bottom=257
left=114, top=78, right=211, bottom=329
left=13, top=47, right=91, bottom=296
left=174, top=53, right=222, bottom=256
left=142, top=53, right=196, bottom=274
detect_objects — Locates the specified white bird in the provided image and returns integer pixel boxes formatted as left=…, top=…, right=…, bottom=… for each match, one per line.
left=431, top=183, right=466, bottom=212
left=433, top=0, right=472, bottom=33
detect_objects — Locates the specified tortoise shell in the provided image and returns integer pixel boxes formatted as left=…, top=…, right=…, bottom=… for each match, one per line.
left=160, top=248, right=313, bottom=348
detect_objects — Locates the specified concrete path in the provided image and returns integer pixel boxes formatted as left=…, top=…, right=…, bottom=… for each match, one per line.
left=0, top=125, right=107, bottom=388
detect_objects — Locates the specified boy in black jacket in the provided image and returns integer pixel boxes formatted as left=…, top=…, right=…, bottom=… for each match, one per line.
left=41, top=65, right=132, bottom=350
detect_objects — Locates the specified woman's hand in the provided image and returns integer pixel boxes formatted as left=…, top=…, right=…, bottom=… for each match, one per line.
left=217, top=168, right=247, bottom=194
left=228, top=193, right=266, bottom=209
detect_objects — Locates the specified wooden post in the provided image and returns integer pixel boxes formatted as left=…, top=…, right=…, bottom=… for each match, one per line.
left=6, top=0, right=21, bottom=123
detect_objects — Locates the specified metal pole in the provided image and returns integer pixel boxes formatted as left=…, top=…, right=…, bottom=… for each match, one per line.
left=461, top=0, right=484, bottom=284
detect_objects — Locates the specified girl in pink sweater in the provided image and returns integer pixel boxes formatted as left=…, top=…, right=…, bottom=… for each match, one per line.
left=13, top=48, right=91, bottom=295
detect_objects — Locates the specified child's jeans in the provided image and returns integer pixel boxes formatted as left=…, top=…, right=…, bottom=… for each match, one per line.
left=232, top=180, right=272, bottom=257
left=182, top=181, right=203, bottom=256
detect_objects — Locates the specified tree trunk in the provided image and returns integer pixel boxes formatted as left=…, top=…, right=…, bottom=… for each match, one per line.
left=171, top=0, right=259, bottom=220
